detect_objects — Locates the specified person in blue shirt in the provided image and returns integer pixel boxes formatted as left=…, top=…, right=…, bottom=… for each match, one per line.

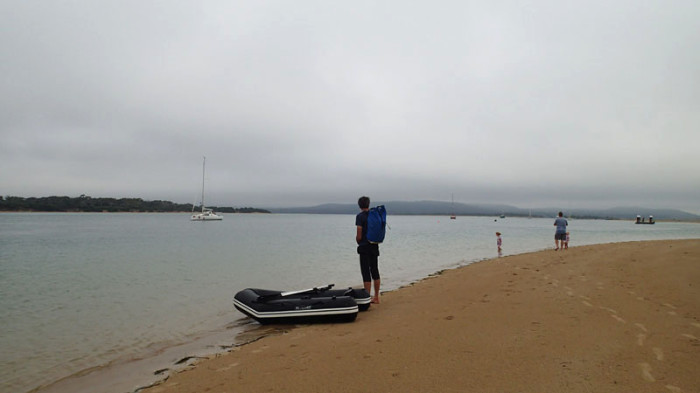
left=554, top=211, right=568, bottom=251
left=356, top=196, right=381, bottom=303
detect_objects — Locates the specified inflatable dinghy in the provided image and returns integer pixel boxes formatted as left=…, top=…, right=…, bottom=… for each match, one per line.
left=234, top=284, right=370, bottom=324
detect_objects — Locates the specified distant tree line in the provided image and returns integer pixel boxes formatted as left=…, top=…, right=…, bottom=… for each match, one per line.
left=0, top=195, right=270, bottom=214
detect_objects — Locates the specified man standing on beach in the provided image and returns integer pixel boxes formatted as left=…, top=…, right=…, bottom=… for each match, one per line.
left=554, top=212, right=568, bottom=251
left=356, top=196, right=381, bottom=303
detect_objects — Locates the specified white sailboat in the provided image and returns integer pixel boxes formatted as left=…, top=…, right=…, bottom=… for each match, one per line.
left=191, top=156, right=223, bottom=221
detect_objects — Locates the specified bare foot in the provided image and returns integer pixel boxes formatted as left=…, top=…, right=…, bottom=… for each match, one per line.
left=371, top=297, right=380, bottom=304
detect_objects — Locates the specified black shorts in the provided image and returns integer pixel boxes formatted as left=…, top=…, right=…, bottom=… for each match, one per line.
left=357, top=243, right=379, bottom=256
left=359, top=253, right=380, bottom=282
left=357, top=243, right=380, bottom=282
left=555, top=233, right=566, bottom=241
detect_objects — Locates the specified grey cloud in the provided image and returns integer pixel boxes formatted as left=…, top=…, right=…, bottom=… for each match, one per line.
left=1, top=1, right=699, bottom=213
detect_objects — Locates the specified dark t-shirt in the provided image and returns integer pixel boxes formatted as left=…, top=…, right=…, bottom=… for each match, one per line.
left=355, top=211, right=369, bottom=246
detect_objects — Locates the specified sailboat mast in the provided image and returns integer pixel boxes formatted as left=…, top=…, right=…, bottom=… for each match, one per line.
left=201, top=156, right=206, bottom=213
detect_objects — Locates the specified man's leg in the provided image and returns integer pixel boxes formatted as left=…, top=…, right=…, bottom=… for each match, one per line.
left=360, top=254, right=372, bottom=294
left=372, top=279, right=381, bottom=303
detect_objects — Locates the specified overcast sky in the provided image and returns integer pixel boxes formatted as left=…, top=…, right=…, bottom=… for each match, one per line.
left=2, top=1, right=699, bottom=213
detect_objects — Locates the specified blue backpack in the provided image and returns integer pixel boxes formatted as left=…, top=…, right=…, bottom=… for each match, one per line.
left=366, top=205, right=387, bottom=244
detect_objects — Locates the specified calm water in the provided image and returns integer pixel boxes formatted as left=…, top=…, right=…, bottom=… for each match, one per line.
left=1, top=213, right=699, bottom=393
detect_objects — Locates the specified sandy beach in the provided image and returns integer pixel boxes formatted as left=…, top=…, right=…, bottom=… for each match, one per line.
left=143, top=239, right=700, bottom=393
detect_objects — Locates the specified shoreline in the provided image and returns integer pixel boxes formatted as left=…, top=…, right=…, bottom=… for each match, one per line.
left=32, top=239, right=700, bottom=393
left=28, top=245, right=504, bottom=393
left=138, top=239, right=699, bottom=393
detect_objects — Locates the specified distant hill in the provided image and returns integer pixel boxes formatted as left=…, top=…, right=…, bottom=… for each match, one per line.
left=567, top=206, right=700, bottom=221
left=274, top=201, right=521, bottom=216
left=5, top=196, right=695, bottom=220
left=272, top=201, right=700, bottom=221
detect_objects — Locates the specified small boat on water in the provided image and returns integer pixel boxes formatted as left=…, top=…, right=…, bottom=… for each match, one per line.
left=192, top=207, right=223, bottom=221
left=635, top=215, right=655, bottom=225
left=234, top=284, right=371, bottom=324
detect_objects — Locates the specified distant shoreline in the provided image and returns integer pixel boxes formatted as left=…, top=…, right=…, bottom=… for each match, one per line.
left=0, top=210, right=270, bottom=214
left=2, top=196, right=697, bottom=220
left=2, top=211, right=698, bottom=223
left=0, top=195, right=270, bottom=214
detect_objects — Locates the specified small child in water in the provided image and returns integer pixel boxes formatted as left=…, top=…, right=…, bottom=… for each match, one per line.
left=496, top=232, right=502, bottom=256
left=564, top=232, right=570, bottom=250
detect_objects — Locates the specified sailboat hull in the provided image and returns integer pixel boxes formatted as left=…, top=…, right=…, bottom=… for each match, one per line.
left=191, top=212, right=223, bottom=221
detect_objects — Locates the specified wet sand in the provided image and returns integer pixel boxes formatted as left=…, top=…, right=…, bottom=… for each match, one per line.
left=143, top=239, right=700, bottom=393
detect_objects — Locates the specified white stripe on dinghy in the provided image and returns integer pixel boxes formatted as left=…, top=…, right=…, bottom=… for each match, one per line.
left=233, top=300, right=357, bottom=319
